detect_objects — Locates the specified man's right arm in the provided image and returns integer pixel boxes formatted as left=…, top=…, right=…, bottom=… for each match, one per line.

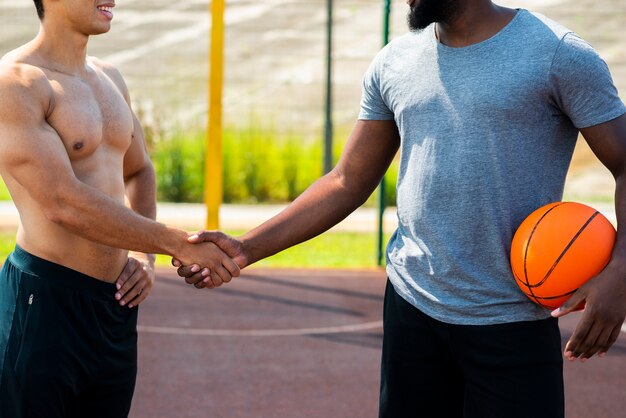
left=177, top=118, right=400, bottom=282
left=0, top=65, right=238, bottom=276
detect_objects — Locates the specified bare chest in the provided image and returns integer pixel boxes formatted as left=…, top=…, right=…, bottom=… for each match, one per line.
left=46, top=72, right=133, bottom=162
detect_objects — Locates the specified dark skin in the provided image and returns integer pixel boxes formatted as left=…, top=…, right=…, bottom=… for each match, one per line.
left=176, top=0, right=626, bottom=361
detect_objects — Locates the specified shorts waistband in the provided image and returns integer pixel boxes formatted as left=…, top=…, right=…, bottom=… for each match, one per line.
left=8, top=245, right=118, bottom=299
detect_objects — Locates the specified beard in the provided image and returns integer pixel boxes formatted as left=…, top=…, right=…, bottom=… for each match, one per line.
left=407, top=0, right=461, bottom=31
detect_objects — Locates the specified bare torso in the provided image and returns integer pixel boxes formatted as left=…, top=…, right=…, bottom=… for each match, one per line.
left=2, top=47, right=134, bottom=282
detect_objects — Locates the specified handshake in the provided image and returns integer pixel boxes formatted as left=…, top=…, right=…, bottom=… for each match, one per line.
left=170, top=230, right=249, bottom=290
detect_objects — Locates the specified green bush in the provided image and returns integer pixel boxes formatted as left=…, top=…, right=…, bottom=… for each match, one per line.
left=0, top=180, right=10, bottom=201
left=150, top=125, right=399, bottom=205
left=152, top=130, right=205, bottom=203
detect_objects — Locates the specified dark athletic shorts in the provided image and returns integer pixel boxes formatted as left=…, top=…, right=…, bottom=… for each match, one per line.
left=380, top=280, right=564, bottom=418
left=0, top=246, right=138, bottom=418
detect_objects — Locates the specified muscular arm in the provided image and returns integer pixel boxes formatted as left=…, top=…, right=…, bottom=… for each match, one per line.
left=0, top=66, right=237, bottom=275
left=554, top=113, right=626, bottom=360
left=180, top=119, right=400, bottom=274
left=240, top=120, right=400, bottom=264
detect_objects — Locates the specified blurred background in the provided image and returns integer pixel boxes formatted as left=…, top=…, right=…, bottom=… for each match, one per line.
left=0, top=0, right=625, bottom=266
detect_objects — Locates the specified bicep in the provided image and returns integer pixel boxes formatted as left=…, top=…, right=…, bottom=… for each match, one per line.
left=0, top=93, right=78, bottom=207
left=580, top=113, right=626, bottom=177
left=334, top=119, right=400, bottom=192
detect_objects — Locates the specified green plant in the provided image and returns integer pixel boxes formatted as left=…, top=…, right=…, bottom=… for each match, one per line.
left=0, top=180, right=11, bottom=201
left=152, top=130, right=205, bottom=203
left=149, top=121, right=398, bottom=206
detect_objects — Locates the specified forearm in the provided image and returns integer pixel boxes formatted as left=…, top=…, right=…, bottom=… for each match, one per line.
left=47, top=178, right=185, bottom=258
left=241, top=171, right=374, bottom=264
left=239, top=120, right=400, bottom=265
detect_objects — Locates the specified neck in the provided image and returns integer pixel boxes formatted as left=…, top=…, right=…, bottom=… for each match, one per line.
left=31, top=21, right=90, bottom=76
left=436, top=1, right=515, bottom=48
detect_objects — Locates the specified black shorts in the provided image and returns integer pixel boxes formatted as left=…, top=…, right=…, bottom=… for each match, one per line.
left=0, top=246, right=138, bottom=418
left=380, top=280, right=564, bottom=418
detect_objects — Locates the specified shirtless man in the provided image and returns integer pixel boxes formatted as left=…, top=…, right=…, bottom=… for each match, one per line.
left=0, top=1, right=238, bottom=417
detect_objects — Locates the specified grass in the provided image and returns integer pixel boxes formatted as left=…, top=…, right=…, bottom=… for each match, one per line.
left=0, top=230, right=391, bottom=269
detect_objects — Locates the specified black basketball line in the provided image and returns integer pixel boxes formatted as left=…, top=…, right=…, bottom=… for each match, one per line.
left=522, top=202, right=565, bottom=303
left=527, top=211, right=600, bottom=289
left=533, top=289, right=578, bottom=301
left=514, top=271, right=541, bottom=305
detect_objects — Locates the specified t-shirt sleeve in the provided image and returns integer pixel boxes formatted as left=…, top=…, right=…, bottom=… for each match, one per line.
left=549, top=32, right=626, bottom=129
left=358, top=50, right=395, bottom=121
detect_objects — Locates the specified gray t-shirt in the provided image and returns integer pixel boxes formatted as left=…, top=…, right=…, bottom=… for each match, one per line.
left=359, top=9, right=626, bottom=325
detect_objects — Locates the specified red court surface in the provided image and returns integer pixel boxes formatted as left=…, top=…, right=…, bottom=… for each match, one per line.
left=130, top=268, right=626, bottom=418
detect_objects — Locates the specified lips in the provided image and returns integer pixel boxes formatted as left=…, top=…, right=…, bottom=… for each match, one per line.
left=97, top=4, right=115, bottom=19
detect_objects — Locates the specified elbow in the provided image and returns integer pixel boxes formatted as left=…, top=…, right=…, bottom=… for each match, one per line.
left=41, top=195, right=78, bottom=227
left=331, top=169, right=374, bottom=208
left=42, top=203, right=69, bottom=226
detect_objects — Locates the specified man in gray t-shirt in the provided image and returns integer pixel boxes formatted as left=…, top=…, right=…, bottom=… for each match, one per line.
left=177, top=1, right=626, bottom=416
left=360, top=8, right=625, bottom=328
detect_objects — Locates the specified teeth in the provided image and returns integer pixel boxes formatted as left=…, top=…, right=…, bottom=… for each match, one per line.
left=98, top=6, right=113, bottom=13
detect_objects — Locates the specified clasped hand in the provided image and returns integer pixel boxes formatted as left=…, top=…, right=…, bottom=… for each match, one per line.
left=172, top=231, right=246, bottom=289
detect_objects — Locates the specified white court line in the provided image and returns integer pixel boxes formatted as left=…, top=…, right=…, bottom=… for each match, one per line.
left=138, top=320, right=383, bottom=337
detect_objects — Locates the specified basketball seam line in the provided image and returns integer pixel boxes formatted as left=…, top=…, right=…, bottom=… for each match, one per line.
left=531, top=211, right=600, bottom=289
left=523, top=203, right=565, bottom=305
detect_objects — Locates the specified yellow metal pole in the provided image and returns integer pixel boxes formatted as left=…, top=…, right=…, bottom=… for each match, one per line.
left=205, top=0, right=225, bottom=230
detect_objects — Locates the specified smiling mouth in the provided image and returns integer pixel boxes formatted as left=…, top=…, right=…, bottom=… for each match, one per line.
left=97, top=5, right=114, bottom=15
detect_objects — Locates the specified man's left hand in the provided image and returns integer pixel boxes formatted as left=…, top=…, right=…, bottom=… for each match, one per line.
left=115, top=255, right=156, bottom=308
left=552, top=262, right=626, bottom=361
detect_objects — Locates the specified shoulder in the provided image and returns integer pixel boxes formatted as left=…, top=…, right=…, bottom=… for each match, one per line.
left=384, top=30, right=430, bottom=55
left=0, top=59, right=52, bottom=117
left=87, top=56, right=130, bottom=99
left=515, top=10, right=600, bottom=63
left=521, top=10, right=573, bottom=40
left=367, top=30, right=429, bottom=74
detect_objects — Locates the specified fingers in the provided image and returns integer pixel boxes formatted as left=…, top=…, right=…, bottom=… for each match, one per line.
left=570, top=321, right=603, bottom=362
left=599, top=325, right=622, bottom=357
left=116, top=258, right=154, bottom=308
left=563, top=311, right=620, bottom=361
left=222, top=257, right=241, bottom=277
left=552, top=291, right=586, bottom=318
left=178, top=264, right=202, bottom=279
left=183, top=268, right=209, bottom=285
left=182, top=264, right=236, bottom=290
left=116, top=268, right=144, bottom=307
left=188, top=230, right=213, bottom=243
left=124, top=279, right=152, bottom=308
left=563, top=310, right=594, bottom=361
left=116, top=258, right=140, bottom=291
left=212, top=265, right=233, bottom=286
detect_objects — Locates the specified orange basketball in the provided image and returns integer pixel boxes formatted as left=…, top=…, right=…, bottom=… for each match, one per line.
left=510, top=202, right=615, bottom=310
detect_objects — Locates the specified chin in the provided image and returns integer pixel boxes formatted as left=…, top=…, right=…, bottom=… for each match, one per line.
left=90, top=25, right=112, bottom=35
